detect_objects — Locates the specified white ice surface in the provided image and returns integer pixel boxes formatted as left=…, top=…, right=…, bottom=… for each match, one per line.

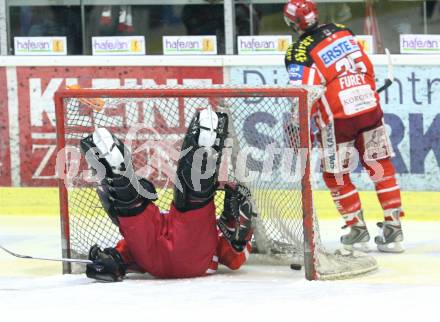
left=1, top=216, right=439, bottom=322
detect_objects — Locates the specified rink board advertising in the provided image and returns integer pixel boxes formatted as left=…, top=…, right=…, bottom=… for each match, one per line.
left=92, top=36, right=146, bottom=55
left=14, top=37, right=67, bottom=56
left=162, top=36, right=217, bottom=55
left=1, top=63, right=440, bottom=190
left=3, top=66, right=223, bottom=187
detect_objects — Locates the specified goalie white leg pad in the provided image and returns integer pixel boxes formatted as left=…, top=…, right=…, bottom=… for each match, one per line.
left=92, top=127, right=125, bottom=171
left=80, top=128, right=157, bottom=224
left=198, top=109, right=219, bottom=147
left=173, top=109, right=228, bottom=212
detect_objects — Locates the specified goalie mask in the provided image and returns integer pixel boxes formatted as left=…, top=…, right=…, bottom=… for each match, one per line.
left=284, top=0, right=319, bottom=34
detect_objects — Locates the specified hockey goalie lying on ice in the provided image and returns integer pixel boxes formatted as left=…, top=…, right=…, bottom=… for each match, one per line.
left=79, top=109, right=257, bottom=282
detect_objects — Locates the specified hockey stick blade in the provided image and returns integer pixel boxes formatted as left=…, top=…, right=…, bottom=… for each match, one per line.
left=0, top=244, right=93, bottom=264
left=377, top=48, right=394, bottom=93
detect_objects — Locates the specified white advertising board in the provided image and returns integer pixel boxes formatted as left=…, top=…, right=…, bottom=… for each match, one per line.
left=14, top=37, right=67, bottom=56
left=237, top=35, right=292, bottom=55
left=400, top=34, right=440, bottom=54
left=163, top=36, right=217, bottom=55
left=92, top=36, right=146, bottom=55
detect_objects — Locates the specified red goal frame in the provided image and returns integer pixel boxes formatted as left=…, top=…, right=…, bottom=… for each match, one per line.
left=54, top=87, right=316, bottom=280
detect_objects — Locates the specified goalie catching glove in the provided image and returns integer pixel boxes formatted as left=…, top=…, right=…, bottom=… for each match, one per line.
left=86, top=245, right=127, bottom=282
left=217, top=184, right=258, bottom=252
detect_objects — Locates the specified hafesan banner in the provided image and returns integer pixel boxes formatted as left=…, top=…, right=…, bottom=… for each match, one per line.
left=237, top=36, right=292, bottom=55
left=400, top=34, right=440, bottom=54
left=162, top=36, right=217, bottom=55
left=92, top=36, right=146, bottom=55
left=14, top=37, right=67, bottom=56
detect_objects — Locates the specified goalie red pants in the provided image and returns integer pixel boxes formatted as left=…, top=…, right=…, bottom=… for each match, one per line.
left=114, top=201, right=250, bottom=278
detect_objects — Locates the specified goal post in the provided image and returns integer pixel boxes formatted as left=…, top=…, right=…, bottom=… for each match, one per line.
left=54, top=85, right=377, bottom=280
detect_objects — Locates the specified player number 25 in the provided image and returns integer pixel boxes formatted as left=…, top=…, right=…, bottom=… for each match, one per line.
left=335, top=50, right=367, bottom=74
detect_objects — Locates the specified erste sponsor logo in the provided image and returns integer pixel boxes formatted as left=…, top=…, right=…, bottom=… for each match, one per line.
left=317, top=36, right=360, bottom=67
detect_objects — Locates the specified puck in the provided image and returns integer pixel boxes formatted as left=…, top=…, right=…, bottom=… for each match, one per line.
left=290, top=263, right=302, bottom=271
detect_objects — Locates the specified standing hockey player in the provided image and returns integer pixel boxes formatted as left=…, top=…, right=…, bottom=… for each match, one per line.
left=283, top=0, right=404, bottom=252
left=80, top=109, right=257, bottom=282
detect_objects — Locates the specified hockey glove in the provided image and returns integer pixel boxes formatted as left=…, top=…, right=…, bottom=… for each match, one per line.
left=218, top=184, right=258, bottom=252
left=86, top=244, right=127, bottom=282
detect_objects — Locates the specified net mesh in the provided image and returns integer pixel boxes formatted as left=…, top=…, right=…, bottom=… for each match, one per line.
left=57, top=85, right=377, bottom=280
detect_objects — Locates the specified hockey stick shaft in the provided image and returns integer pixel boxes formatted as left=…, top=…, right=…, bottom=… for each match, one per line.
left=377, top=48, right=394, bottom=93
left=0, top=244, right=92, bottom=264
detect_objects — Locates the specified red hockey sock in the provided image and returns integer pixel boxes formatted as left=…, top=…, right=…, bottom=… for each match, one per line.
left=323, top=172, right=362, bottom=225
left=364, top=158, right=404, bottom=219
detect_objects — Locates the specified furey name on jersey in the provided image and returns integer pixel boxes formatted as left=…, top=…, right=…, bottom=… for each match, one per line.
left=318, top=36, right=361, bottom=67
left=339, top=73, right=366, bottom=89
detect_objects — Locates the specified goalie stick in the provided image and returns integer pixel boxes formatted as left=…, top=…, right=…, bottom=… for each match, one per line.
left=0, top=244, right=92, bottom=264
left=377, top=48, right=394, bottom=93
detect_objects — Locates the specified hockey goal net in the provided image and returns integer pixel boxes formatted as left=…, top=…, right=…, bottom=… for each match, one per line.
left=55, top=85, right=377, bottom=280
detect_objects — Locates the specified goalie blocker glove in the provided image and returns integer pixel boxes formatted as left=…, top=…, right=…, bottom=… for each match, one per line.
left=86, top=245, right=127, bottom=282
left=218, top=184, right=258, bottom=252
